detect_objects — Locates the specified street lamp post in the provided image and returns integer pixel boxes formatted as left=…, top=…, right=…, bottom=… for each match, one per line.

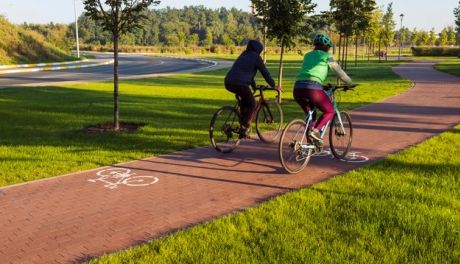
left=74, top=0, right=80, bottom=58
left=399, top=13, right=404, bottom=60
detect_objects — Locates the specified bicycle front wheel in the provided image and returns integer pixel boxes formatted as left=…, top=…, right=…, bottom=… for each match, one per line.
left=329, top=111, right=353, bottom=159
left=279, top=119, right=312, bottom=174
left=209, top=106, right=241, bottom=154
left=256, top=100, right=283, bottom=143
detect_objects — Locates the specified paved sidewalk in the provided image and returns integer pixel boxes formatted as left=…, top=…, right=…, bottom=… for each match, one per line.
left=0, top=61, right=459, bottom=263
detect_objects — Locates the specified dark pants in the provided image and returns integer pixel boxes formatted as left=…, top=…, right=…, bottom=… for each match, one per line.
left=225, top=83, right=255, bottom=127
left=293, top=88, right=335, bottom=130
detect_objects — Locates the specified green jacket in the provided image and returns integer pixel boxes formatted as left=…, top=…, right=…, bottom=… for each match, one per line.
left=296, top=50, right=331, bottom=84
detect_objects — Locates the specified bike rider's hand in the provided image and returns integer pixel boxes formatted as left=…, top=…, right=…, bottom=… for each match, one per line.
left=324, top=83, right=334, bottom=91
left=274, top=85, right=282, bottom=92
left=345, top=83, right=358, bottom=91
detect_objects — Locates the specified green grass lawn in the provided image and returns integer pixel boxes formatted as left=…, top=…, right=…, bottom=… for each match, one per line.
left=434, top=59, right=460, bottom=77
left=92, top=125, right=460, bottom=263
left=0, top=57, right=409, bottom=187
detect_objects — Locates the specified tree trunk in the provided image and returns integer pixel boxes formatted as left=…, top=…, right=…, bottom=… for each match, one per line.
left=276, top=38, right=285, bottom=104
left=355, top=35, right=358, bottom=67
left=342, top=37, right=346, bottom=68
left=263, top=26, right=267, bottom=64
left=338, top=34, right=342, bottom=67
left=277, top=38, right=285, bottom=88
left=367, top=37, right=371, bottom=63
left=385, top=45, right=388, bottom=61
left=344, top=36, right=349, bottom=71
left=113, top=33, right=120, bottom=131
left=378, top=37, right=382, bottom=63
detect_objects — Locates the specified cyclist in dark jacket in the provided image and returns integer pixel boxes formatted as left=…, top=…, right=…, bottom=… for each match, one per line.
left=224, top=40, right=277, bottom=137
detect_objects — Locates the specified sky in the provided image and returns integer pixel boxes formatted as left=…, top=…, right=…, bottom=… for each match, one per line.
left=0, top=0, right=458, bottom=32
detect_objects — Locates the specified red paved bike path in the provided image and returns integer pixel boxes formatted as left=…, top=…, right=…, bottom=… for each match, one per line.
left=1, top=61, right=459, bottom=263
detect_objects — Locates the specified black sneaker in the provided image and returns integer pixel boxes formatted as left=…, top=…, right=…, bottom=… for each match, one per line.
left=238, top=126, right=251, bottom=139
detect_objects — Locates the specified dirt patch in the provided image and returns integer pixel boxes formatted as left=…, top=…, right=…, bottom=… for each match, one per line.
left=83, top=122, right=146, bottom=133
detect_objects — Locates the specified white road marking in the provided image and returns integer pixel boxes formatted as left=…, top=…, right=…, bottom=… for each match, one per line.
left=88, top=168, right=159, bottom=189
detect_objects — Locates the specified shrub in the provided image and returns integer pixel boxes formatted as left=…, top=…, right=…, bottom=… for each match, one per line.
left=230, top=46, right=237, bottom=55
left=411, top=47, right=460, bottom=56
left=210, top=45, right=221, bottom=54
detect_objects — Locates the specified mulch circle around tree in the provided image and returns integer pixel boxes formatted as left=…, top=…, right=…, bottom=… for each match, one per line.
left=83, top=122, right=146, bottom=133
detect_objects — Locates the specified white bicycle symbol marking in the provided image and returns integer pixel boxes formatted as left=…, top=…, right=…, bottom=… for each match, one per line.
left=88, top=168, right=159, bottom=189
left=313, top=148, right=369, bottom=163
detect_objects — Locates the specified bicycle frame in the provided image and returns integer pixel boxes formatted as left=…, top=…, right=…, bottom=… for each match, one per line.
left=296, top=88, right=347, bottom=148
left=233, top=86, right=276, bottom=127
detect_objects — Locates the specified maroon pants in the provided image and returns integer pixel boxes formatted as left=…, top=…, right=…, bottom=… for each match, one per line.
left=293, top=89, right=335, bottom=130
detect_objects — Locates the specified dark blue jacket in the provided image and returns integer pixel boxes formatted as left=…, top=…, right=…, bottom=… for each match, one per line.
left=224, top=40, right=275, bottom=88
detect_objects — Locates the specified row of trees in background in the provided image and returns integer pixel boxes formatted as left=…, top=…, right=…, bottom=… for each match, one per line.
left=76, top=6, right=261, bottom=48
left=396, top=27, right=458, bottom=47
left=18, top=5, right=460, bottom=55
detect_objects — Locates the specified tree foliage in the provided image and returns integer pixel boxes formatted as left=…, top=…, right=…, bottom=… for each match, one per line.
left=439, top=28, right=448, bottom=46
left=455, top=1, right=460, bottom=33
left=252, top=0, right=316, bottom=48
left=381, top=3, right=396, bottom=48
left=83, top=0, right=160, bottom=130
left=251, top=0, right=316, bottom=87
left=76, top=7, right=259, bottom=47
left=83, top=0, right=160, bottom=36
left=330, top=0, right=376, bottom=37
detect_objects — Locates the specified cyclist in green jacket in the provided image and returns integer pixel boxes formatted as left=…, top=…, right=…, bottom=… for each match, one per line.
left=294, top=34, right=355, bottom=142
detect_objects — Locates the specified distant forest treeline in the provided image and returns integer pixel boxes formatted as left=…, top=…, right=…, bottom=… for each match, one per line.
left=17, top=5, right=460, bottom=54
left=22, top=6, right=268, bottom=52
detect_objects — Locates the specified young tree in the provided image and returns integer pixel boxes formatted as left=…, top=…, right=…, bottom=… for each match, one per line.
left=365, top=8, right=383, bottom=61
left=252, top=0, right=316, bottom=88
left=455, top=1, right=460, bottom=36
left=381, top=3, right=396, bottom=60
left=439, top=28, right=448, bottom=46
left=330, top=0, right=355, bottom=67
left=352, top=0, right=377, bottom=66
left=420, top=31, right=430, bottom=46
left=83, top=0, right=160, bottom=130
left=429, top=28, right=437, bottom=46
left=448, top=27, right=457, bottom=45
left=411, top=28, right=419, bottom=47
left=401, top=27, right=411, bottom=46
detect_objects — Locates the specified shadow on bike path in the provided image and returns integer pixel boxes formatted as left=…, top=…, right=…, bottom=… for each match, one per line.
left=0, top=61, right=459, bottom=264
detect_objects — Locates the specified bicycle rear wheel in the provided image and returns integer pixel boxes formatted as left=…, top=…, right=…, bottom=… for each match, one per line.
left=256, top=100, right=283, bottom=143
left=209, top=106, right=241, bottom=154
left=329, top=111, right=353, bottom=159
left=279, top=119, right=313, bottom=174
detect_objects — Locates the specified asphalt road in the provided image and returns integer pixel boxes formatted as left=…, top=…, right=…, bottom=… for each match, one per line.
left=0, top=54, right=226, bottom=88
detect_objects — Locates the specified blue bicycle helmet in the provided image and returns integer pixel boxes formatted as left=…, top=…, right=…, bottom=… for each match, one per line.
left=313, top=34, right=334, bottom=47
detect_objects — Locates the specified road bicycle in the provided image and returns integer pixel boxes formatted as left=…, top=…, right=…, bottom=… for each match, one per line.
left=88, top=168, right=159, bottom=189
left=209, top=85, right=283, bottom=153
left=278, top=84, right=356, bottom=174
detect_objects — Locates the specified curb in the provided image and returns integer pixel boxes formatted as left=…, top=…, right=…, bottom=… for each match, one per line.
left=78, top=51, right=220, bottom=67
left=152, top=55, right=218, bottom=67
left=0, top=59, right=89, bottom=70
left=0, top=59, right=114, bottom=75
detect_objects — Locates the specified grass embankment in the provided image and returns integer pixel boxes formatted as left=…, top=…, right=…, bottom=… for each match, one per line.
left=0, top=16, right=74, bottom=64
left=93, top=125, right=460, bottom=263
left=0, top=55, right=409, bottom=186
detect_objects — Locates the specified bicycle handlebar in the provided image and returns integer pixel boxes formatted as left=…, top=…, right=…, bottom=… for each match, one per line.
left=323, top=83, right=359, bottom=92
left=256, top=85, right=282, bottom=103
